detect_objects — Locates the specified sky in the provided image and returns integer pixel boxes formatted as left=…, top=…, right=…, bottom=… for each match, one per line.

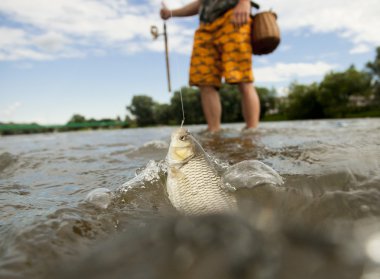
left=0, top=0, right=379, bottom=124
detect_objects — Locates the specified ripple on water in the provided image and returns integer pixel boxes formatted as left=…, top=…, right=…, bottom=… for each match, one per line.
left=0, top=152, right=18, bottom=172
left=1, top=120, right=380, bottom=279
left=126, top=140, right=169, bottom=160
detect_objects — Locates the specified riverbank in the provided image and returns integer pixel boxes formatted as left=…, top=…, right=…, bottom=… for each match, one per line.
left=0, top=121, right=130, bottom=136
left=2, top=111, right=380, bottom=136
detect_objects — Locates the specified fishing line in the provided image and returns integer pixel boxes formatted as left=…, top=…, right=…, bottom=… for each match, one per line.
left=179, top=88, right=185, bottom=128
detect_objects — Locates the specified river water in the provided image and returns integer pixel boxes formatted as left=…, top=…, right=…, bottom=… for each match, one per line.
left=1, top=119, right=380, bottom=279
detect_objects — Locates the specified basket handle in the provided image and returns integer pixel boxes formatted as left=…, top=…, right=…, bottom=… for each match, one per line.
left=251, top=1, right=260, bottom=9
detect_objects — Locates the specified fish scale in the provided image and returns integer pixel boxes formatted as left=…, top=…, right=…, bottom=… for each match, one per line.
left=167, top=154, right=237, bottom=215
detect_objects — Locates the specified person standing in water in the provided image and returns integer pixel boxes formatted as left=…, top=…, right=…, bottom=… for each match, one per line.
left=160, top=0, right=260, bottom=132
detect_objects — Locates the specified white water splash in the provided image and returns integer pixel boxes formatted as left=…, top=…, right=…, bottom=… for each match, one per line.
left=221, top=160, right=284, bottom=191
left=120, top=160, right=167, bottom=192
left=85, top=188, right=113, bottom=209
left=142, top=140, right=169, bottom=149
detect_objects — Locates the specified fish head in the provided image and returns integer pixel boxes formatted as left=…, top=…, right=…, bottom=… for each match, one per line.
left=167, top=128, right=195, bottom=164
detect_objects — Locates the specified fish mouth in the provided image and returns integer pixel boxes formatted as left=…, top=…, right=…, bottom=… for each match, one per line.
left=172, top=128, right=190, bottom=139
left=171, top=142, right=192, bottom=148
left=169, top=145, right=195, bottom=162
left=167, top=128, right=197, bottom=164
left=170, top=129, right=192, bottom=147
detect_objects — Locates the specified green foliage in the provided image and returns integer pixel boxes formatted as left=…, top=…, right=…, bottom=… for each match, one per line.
left=345, top=108, right=380, bottom=118
left=262, top=113, right=287, bottom=121
left=285, top=83, right=324, bottom=120
left=68, top=114, right=86, bottom=123
left=0, top=123, right=54, bottom=135
left=0, top=119, right=130, bottom=135
left=127, top=95, right=156, bottom=126
left=220, top=84, right=243, bottom=123
left=154, top=103, right=173, bottom=125
left=318, top=66, right=372, bottom=117
left=366, top=46, right=380, bottom=104
left=171, top=87, right=204, bottom=125
left=282, top=61, right=376, bottom=120
left=66, top=113, right=130, bottom=131
left=127, top=85, right=251, bottom=126
left=257, top=87, right=277, bottom=120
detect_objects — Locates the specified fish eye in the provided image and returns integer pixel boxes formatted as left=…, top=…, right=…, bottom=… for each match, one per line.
left=179, top=135, right=187, bottom=141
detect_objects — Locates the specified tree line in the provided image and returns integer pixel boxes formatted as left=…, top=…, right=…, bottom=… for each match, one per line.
left=1, top=47, right=379, bottom=135
left=127, top=47, right=380, bottom=126
left=126, top=85, right=277, bottom=126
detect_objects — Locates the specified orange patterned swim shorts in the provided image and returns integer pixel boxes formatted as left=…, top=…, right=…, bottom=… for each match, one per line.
left=189, top=9, right=253, bottom=88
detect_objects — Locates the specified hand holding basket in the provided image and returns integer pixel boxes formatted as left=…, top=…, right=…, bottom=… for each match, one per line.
left=250, top=2, right=281, bottom=55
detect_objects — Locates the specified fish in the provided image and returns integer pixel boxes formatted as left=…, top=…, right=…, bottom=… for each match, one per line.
left=166, top=128, right=237, bottom=215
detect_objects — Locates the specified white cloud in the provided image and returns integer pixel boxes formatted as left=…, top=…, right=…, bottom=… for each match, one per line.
left=262, top=0, right=380, bottom=50
left=0, top=0, right=195, bottom=61
left=0, top=48, right=54, bottom=61
left=0, top=27, right=27, bottom=48
left=255, top=61, right=337, bottom=83
left=150, top=0, right=191, bottom=10
left=0, top=0, right=379, bottom=61
left=33, top=32, right=71, bottom=52
left=350, top=44, right=371, bottom=54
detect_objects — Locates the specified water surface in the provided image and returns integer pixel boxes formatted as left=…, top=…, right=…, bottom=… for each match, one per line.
left=1, top=119, right=380, bottom=279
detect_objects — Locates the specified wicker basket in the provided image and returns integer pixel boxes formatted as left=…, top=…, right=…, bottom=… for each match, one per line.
left=251, top=11, right=281, bottom=55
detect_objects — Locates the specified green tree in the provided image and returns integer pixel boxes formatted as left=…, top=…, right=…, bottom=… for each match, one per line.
left=366, top=46, right=380, bottom=104
left=68, top=114, right=86, bottom=123
left=219, top=84, right=243, bottom=123
left=170, top=87, right=204, bottom=125
left=257, top=87, right=277, bottom=119
left=285, top=83, right=324, bottom=120
left=124, top=115, right=135, bottom=127
left=154, top=103, right=173, bottom=125
left=127, top=95, right=156, bottom=126
left=318, top=66, right=372, bottom=117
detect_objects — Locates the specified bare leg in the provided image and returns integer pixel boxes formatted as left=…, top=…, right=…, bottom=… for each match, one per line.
left=199, top=86, right=221, bottom=132
left=238, top=82, right=260, bottom=128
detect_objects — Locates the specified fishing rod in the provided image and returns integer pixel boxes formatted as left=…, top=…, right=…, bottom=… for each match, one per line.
left=150, top=22, right=171, bottom=92
left=151, top=22, right=185, bottom=126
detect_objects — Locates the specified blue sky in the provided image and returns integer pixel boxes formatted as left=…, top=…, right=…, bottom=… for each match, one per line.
left=0, top=0, right=379, bottom=124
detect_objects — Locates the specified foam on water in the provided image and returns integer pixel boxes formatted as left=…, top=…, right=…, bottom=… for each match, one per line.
left=221, top=160, right=284, bottom=191
left=120, top=160, right=167, bottom=191
left=85, top=188, right=113, bottom=209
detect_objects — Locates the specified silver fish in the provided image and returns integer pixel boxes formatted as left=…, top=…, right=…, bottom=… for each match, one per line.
left=166, top=128, right=237, bottom=215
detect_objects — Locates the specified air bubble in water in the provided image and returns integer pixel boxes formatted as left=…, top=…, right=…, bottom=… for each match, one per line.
left=85, top=188, right=113, bottom=209
left=222, top=160, right=284, bottom=191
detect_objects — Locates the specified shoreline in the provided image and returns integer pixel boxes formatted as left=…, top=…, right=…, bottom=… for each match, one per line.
left=1, top=115, right=380, bottom=136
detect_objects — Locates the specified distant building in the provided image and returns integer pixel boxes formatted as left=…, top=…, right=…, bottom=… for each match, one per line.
left=349, top=95, right=374, bottom=107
